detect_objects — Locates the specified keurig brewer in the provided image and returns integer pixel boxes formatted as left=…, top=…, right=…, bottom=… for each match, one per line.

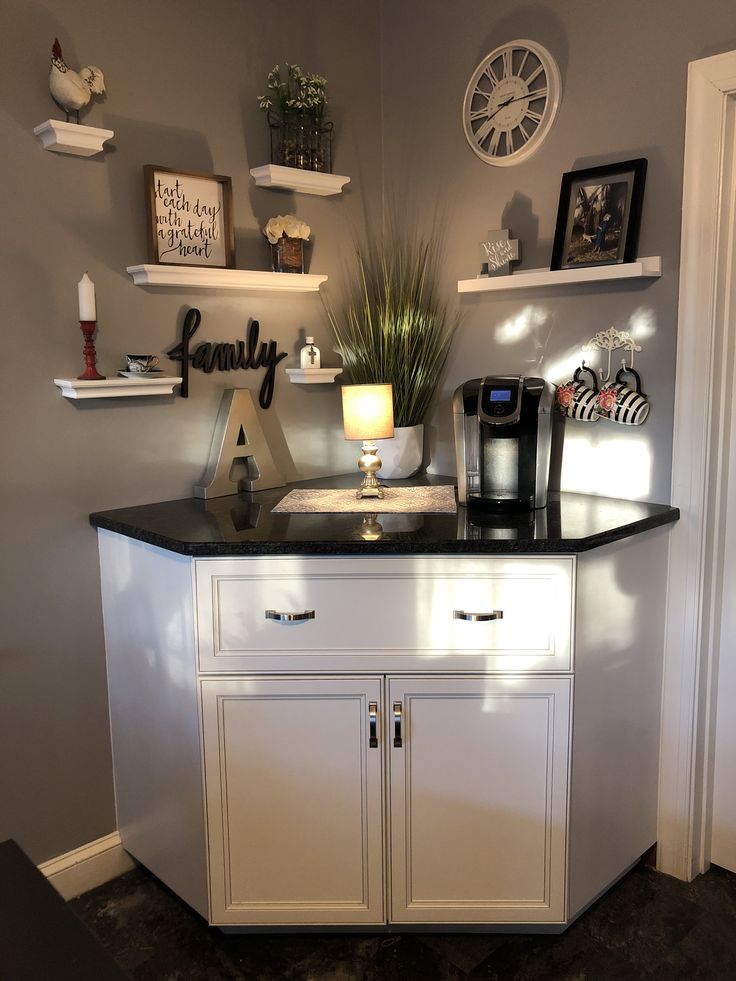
left=453, top=375, right=554, bottom=510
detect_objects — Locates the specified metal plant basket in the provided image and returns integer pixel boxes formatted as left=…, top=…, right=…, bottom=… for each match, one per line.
left=268, top=111, right=333, bottom=173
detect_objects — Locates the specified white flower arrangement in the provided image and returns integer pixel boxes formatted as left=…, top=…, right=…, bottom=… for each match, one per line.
left=258, top=63, right=327, bottom=119
left=262, top=214, right=311, bottom=244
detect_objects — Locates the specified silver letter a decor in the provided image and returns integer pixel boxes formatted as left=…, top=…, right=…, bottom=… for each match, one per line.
left=194, top=389, right=285, bottom=499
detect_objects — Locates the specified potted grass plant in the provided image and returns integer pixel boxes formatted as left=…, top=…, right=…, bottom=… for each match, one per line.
left=324, top=230, right=458, bottom=478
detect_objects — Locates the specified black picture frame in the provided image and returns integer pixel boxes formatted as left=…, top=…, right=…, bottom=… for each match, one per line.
left=550, top=158, right=647, bottom=271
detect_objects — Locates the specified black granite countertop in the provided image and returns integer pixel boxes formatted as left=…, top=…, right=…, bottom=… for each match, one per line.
left=89, top=473, right=679, bottom=556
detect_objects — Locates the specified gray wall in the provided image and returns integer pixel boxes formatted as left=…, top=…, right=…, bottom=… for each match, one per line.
left=3, top=0, right=736, bottom=867
left=380, top=0, right=736, bottom=504
left=0, top=0, right=381, bottom=862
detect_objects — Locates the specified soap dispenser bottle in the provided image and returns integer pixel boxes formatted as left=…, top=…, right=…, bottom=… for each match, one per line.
left=300, top=336, right=321, bottom=369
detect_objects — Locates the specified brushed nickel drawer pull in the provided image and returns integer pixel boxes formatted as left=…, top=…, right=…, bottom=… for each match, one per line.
left=368, top=702, right=378, bottom=748
left=265, top=609, right=316, bottom=623
left=393, top=702, right=403, bottom=748
left=453, top=609, right=504, bottom=622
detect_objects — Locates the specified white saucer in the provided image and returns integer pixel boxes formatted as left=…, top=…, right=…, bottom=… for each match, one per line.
left=118, top=370, right=165, bottom=378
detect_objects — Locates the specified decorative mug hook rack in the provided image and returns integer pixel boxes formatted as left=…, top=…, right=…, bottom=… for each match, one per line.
left=581, top=326, right=643, bottom=383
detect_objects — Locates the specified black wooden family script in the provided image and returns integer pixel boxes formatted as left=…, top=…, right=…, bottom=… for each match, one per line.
left=167, top=308, right=287, bottom=408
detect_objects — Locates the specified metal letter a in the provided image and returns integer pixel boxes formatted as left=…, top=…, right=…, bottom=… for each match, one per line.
left=194, top=389, right=285, bottom=499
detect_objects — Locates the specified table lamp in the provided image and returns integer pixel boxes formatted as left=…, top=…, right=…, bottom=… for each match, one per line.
left=342, top=384, right=394, bottom=499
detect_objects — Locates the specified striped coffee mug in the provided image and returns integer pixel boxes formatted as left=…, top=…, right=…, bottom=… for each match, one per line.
left=597, top=367, right=650, bottom=425
left=556, top=366, right=600, bottom=422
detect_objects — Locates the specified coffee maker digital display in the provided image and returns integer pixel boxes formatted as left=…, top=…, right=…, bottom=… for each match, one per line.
left=453, top=375, right=554, bottom=510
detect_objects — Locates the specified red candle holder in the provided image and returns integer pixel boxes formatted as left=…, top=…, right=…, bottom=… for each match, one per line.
left=77, top=320, right=106, bottom=380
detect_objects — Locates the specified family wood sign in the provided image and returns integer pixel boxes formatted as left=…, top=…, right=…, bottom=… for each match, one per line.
left=167, top=307, right=287, bottom=408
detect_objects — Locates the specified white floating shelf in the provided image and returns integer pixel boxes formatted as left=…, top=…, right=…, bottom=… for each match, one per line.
left=54, top=376, right=182, bottom=399
left=34, top=119, right=114, bottom=157
left=127, top=264, right=327, bottom=292
left=250, top=164, right=350, bottom=197
left=457, top=257, right=662, bottom=294
left=285, top=367, right=343, bottom=384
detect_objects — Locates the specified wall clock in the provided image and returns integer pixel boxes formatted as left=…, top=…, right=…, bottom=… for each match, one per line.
left=462, top=39, right=561, bottom=167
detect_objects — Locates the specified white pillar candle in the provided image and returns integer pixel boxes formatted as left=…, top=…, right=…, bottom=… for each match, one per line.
left=78, top=273, right=96, bottom=321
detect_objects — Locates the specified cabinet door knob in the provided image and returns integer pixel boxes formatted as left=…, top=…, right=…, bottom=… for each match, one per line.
left=368, top=702, right=378, bottom=748
left=265, top=609, right=316, bottom=623
left=453, top=609, right=504, bottom=622
left=393, top=701, right=403, bottom=748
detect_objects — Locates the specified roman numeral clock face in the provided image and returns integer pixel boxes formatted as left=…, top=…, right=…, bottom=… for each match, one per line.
left=463, top=40, right=561, bottom=166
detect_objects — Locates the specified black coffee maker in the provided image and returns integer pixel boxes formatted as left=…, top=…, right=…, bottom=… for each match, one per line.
left=453, top=375, right=554, bottom=510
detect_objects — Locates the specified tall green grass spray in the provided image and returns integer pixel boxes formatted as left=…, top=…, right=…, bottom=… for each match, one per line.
left=324, top=232, right=459, bottom=428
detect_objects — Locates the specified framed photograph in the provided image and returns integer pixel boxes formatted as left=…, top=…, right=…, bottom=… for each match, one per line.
left=550, top=158, right=647, bottom=270
left=144, top=165, right=235, bottom=268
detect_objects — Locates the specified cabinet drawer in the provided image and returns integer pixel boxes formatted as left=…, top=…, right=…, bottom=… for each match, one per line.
left=195, top=557, right=574, bottom=672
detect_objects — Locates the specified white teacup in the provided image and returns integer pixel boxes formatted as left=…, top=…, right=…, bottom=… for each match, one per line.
left=126, top=355, right=159, bottom=373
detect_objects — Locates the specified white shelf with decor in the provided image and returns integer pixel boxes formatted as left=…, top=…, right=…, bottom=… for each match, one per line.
left=34, top=119, right=114, bottom=157
left=285, top=367, right=343, bottom=384
left=250, top=164, right=350, bottom=197
left=126, top=265, right=327, bottom=292
left=54, top=376, right=182, bottom=399
left=457, top=257, right=662, bottom=294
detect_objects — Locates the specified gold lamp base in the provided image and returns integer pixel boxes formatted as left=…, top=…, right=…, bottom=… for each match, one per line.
left=356, top=441, right=384, bottom=499
left=360, top=514, right=383, bottom=540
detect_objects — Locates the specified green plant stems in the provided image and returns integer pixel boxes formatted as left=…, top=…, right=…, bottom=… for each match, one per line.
left=324, top=233, right=458, bottom=428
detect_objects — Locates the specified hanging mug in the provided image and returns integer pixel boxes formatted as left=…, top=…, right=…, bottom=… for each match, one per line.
left=555, top=365, right=600, bottom=422
left=597, top=366, right=650, bottom=425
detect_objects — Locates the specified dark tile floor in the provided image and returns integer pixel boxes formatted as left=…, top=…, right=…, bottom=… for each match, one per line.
left=70, top=862, right=736, bottom=981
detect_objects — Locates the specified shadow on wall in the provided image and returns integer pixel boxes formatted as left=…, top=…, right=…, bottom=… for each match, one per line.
left=96, top=116, right=216, bottom=277
left=494, top=142, right=674, bottom=274
left=4, top=0, right=76, bottom=132
left=501, top=193, right=544, bottom=271
left=467, top=4, right=570, bottom=83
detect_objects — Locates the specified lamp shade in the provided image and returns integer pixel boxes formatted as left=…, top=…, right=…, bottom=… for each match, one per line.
left=342, top=384, right=394, bottom=440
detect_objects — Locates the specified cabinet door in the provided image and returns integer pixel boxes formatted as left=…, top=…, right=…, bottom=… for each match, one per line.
left=388, top=676, right=571, bottom=924
left=201, top=676, right=385, bottom=925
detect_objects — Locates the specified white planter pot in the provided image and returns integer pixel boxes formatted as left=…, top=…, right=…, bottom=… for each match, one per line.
left=375, top=424, right=424, bottom=479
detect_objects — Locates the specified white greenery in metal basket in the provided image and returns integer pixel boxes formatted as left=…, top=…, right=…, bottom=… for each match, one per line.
left=262, top=215, right=311, bottom=244
left=258, top=63, right=328, bottom=119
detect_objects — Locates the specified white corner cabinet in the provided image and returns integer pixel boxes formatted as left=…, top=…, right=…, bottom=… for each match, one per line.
left=97, top=531, right=669, bottom=930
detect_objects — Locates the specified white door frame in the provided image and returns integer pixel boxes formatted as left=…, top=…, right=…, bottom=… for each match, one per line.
left=658, top=50, right=736, bottom=881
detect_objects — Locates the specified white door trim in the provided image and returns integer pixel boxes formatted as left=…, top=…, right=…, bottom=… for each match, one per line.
left=658, top=50, right=736, bottom=881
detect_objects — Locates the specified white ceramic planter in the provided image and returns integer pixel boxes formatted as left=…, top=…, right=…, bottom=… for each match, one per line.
left=376, top=424, right=424, bottom=479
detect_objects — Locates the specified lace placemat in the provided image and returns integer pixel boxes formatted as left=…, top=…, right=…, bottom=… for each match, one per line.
left=272, top=485, right=457, bottom=514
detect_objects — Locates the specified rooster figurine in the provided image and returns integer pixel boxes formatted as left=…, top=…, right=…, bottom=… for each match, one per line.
left=49, top=38, right=105, bottom=123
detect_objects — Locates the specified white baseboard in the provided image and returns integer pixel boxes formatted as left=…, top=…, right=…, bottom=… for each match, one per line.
left=38, top=831, right=136, bottom=900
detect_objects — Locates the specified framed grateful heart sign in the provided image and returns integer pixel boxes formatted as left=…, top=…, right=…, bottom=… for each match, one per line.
left=144, top=165, right=235, bottom=268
